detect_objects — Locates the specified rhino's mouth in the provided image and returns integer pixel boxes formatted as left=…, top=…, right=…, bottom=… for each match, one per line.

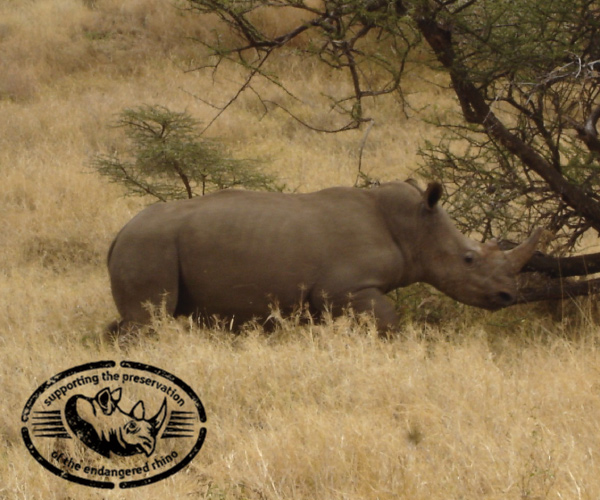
left=138, top=436, right=155, bottom=457
left=496, top=291, right=514, bottom=307
left=482, top=291, right=515, bottom=310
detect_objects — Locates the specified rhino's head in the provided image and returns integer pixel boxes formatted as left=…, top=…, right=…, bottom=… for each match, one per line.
left=402, top=182, right=541, bottom=310
left=66, top=388, right=167, bottom=458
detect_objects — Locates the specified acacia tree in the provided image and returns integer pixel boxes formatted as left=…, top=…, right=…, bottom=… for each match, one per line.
left=92, top=105, right=278, bottom=201
left=185, top=0, right=600, bottom=302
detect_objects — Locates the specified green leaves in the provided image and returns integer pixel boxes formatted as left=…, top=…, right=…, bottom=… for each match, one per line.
left=92, top=105, right=280, bottom=201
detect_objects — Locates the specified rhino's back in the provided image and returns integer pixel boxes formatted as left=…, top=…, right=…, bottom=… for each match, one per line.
left=176, top=189, right=400, bottom=316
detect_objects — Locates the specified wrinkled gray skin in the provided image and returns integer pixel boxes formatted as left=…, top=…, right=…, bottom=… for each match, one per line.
left=108, top=181, right=541, bottom=333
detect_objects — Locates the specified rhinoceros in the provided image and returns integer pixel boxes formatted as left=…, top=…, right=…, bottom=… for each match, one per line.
left=107, top=181, right=541, bottom=333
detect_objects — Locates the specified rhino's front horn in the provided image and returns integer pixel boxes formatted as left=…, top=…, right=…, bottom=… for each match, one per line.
left=149, top=399, right=167, bottom=433
left=505, top=227, right=543, bottom=272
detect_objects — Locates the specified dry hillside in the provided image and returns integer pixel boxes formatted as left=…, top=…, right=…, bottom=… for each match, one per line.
left=2, top=1, right=600, bottom=499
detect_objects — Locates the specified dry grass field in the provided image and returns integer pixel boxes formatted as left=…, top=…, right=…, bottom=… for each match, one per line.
left=3, top=1, right=600, bottom=499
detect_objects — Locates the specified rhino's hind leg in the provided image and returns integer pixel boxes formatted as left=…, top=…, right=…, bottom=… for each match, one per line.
left=108, top=240, right=180, bottom=333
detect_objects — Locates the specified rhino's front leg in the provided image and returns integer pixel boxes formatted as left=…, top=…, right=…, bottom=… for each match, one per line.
left=347, top=288, right=399, bottom=334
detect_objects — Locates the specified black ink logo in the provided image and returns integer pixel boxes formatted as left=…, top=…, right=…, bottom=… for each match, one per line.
left=64, top=387, right=167, bottom=458
left=21, top=361, right=207, bottom=489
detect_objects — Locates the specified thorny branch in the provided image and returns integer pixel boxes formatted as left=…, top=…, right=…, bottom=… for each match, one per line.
left=185, top=0, right=600, bottom=303
left=200, top=50, right=274, bottom=135
left=186, top=0, right=418, bottom=133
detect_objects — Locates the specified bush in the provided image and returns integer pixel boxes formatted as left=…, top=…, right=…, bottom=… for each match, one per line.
left=92, top=105, right=280, bottom=201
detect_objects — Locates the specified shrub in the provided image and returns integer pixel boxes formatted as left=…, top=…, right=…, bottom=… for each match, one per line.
left=92, top=105, right=280, bottom=201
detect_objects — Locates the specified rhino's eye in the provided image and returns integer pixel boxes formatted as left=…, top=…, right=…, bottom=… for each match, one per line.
left=125, top=421, right=139, bottom=434
left=464, top=252, right=475, bottom=265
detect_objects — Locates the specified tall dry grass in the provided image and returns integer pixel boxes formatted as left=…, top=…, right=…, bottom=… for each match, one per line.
left=2, top=0, right=600, bottom=499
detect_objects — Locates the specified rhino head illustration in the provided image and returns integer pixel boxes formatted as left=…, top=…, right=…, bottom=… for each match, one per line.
left=64, top=387, right=167, bottom=458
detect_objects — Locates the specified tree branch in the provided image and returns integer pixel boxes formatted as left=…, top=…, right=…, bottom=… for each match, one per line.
left=516, top=277, right=600, bottom=303
left=574, top=105, right=600, bottom=154
left=200, top=50, right=273, bottom=135
left=413, top=7, right=600, bottom=234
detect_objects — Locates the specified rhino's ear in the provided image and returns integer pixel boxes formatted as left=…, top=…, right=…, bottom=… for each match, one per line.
left=96, top=388, right=114, bottom=414
left=131, top=401, right=145, bottom=420
left=111, top=388, right=122, bottom=403
left=424, top=182, right=443, bottom=210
